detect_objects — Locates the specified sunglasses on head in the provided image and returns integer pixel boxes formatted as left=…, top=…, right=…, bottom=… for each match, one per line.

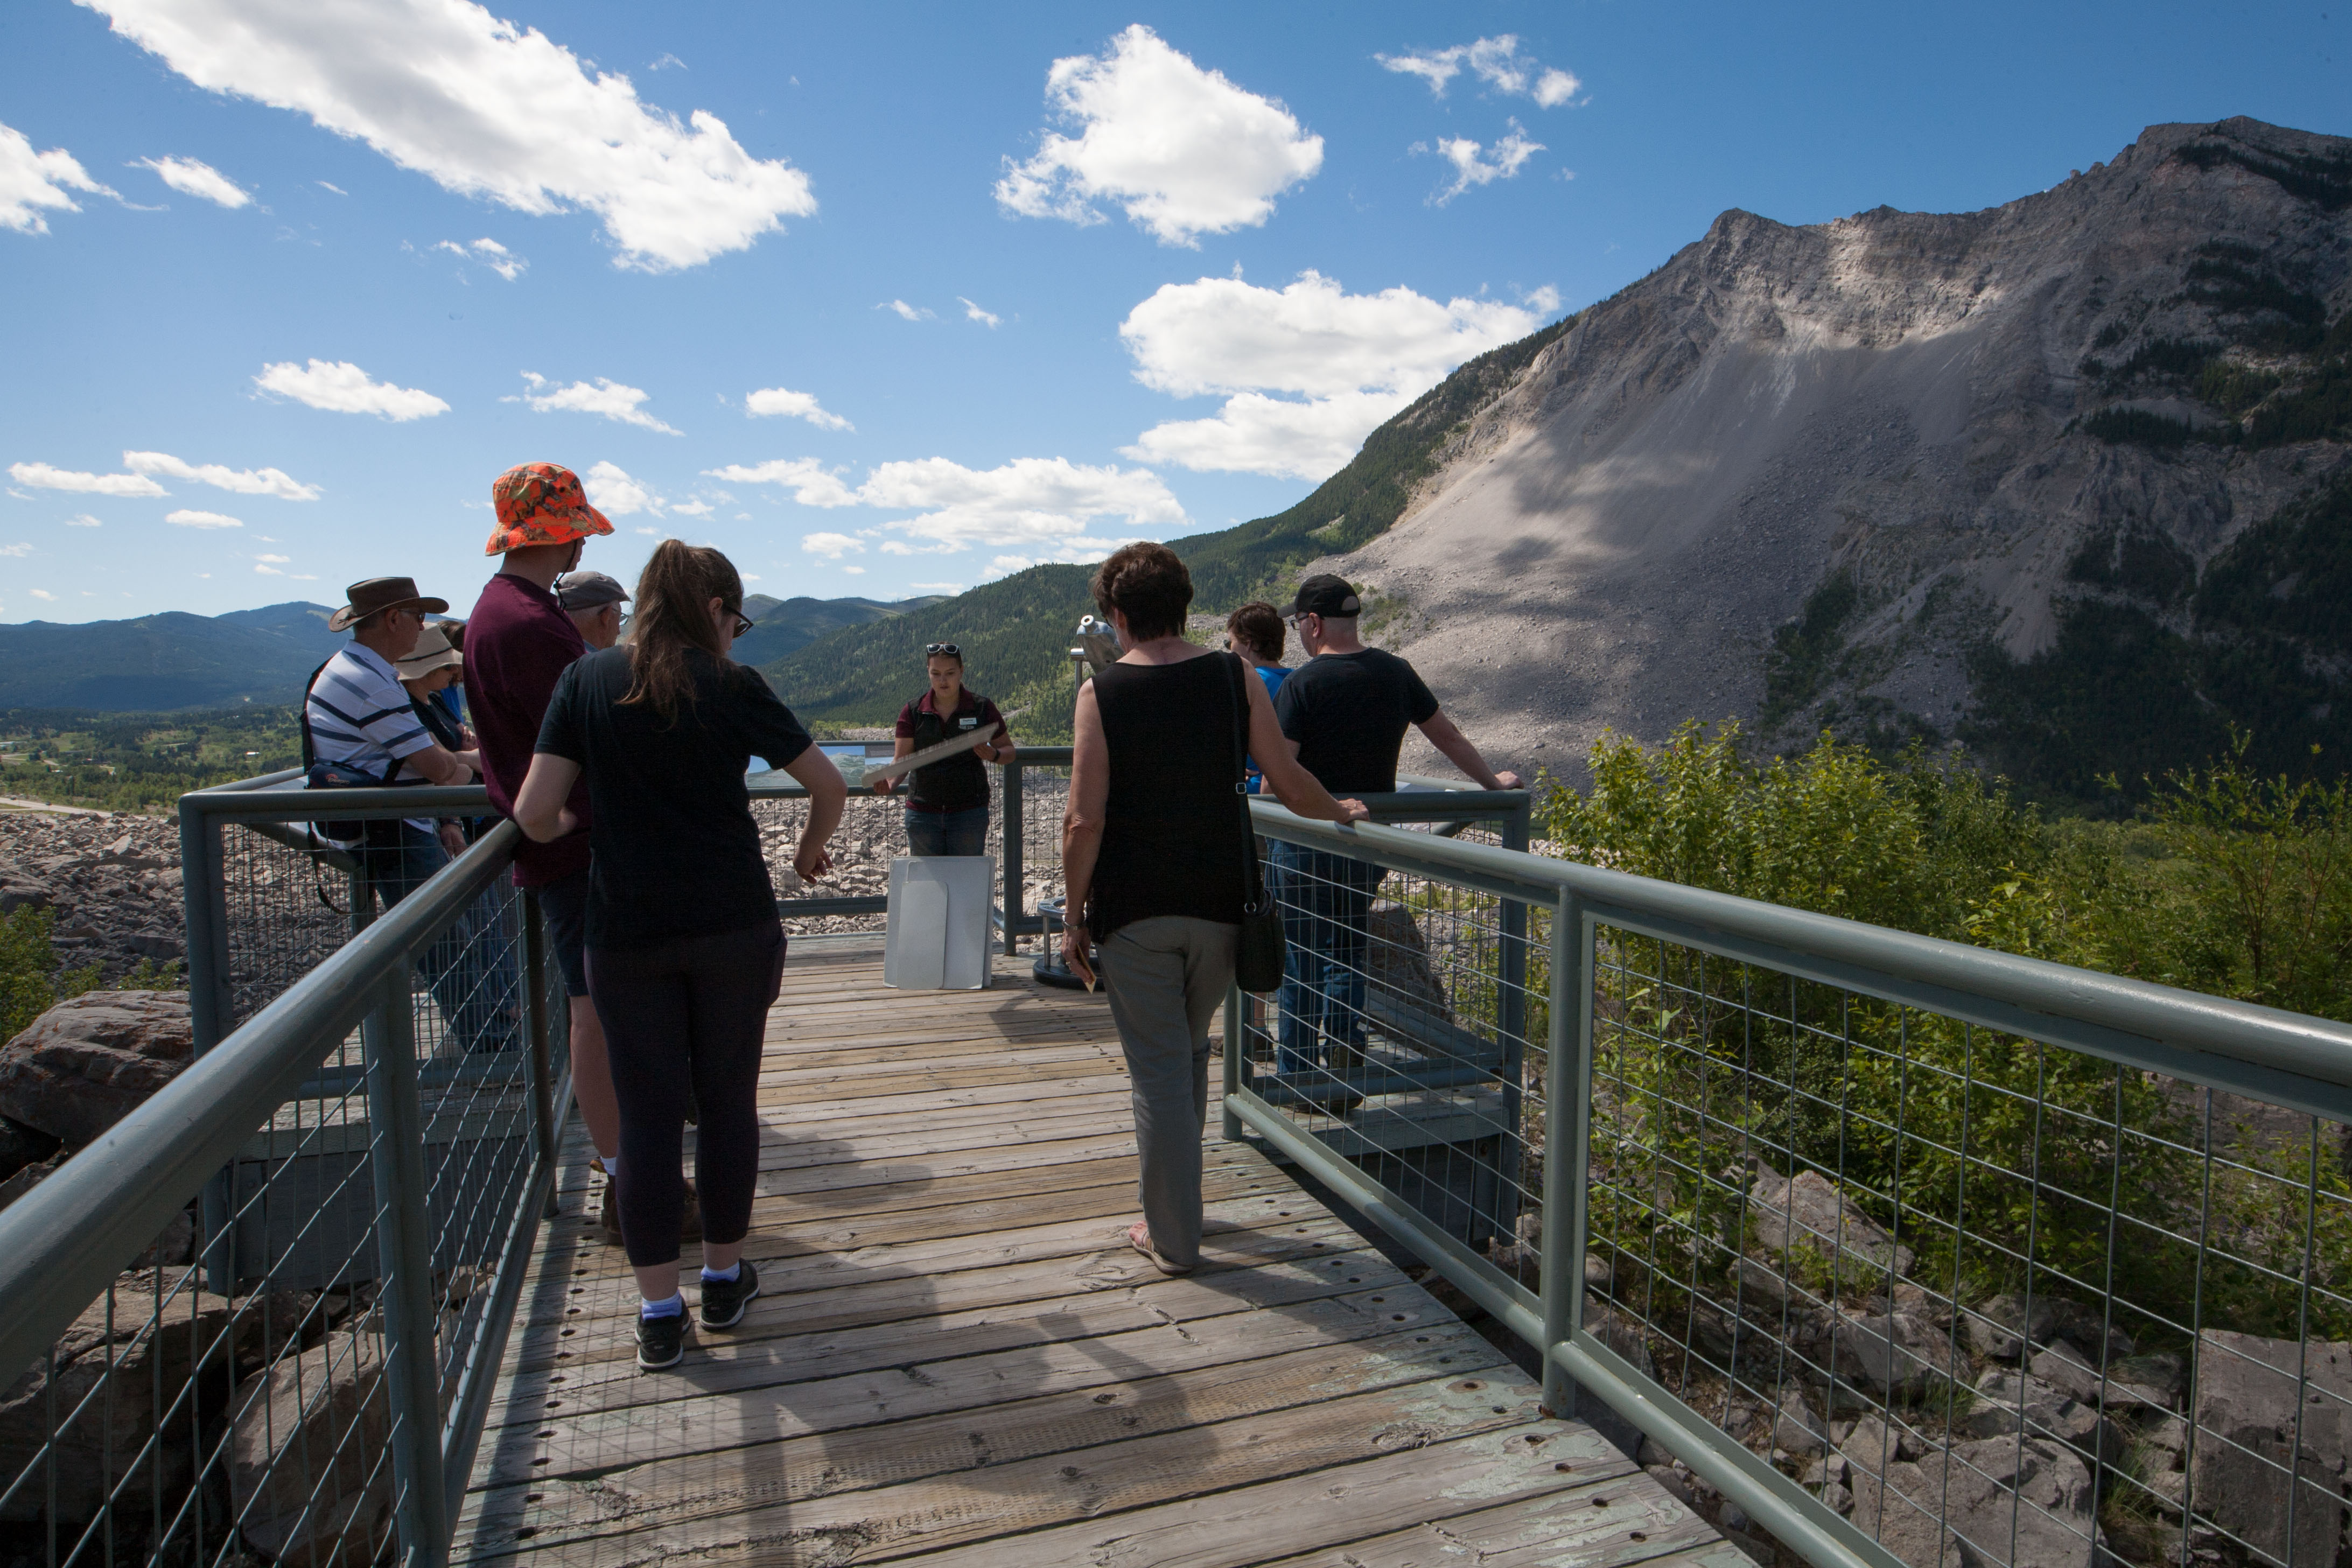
left=926, top=643, right=962, bottom=659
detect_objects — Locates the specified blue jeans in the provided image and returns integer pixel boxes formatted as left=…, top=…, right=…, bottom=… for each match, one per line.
left=361, top=824, right=521, bottom=1055
left=905, top=806, right=989, bottom=857
left=1270, top=842, right=1385, bottom=1075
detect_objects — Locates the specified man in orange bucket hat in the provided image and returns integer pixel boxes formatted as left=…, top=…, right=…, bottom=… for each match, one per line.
left=463, top=463, right=698, bottom=1245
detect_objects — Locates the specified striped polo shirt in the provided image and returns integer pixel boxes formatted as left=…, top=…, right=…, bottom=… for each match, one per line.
left=306, top=643, right=435, bottom=831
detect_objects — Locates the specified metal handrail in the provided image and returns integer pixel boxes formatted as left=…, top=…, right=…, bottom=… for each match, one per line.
left=1224, top=800, right=2352, bottom=1568
left=0, top=819, right=523, bottom=1390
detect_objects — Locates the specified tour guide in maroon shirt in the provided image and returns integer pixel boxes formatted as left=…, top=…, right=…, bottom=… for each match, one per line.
left=465, top=460, right=696, bottom=1244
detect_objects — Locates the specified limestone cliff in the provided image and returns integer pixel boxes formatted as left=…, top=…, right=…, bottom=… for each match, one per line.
left=1336, top=117, right=2352, bottom=797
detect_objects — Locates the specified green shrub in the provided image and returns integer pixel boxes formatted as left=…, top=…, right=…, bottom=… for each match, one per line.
left=0, top=907, right=102, bottom=1042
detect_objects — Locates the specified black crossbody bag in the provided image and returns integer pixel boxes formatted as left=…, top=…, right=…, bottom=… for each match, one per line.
left=1223, top=654, right=1287, bottom=993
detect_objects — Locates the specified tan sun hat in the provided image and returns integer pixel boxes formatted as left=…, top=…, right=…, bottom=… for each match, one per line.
left=395, top=624, right=463, bottom=680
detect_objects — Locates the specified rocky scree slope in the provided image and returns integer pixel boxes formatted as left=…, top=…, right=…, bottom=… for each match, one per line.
left=1325, top=117, right=2352, bottom=800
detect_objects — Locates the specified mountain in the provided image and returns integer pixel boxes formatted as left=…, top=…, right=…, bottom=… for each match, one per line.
left=1321, top=116, right=2351, bottom=801
left=0, top=592, right=944, bottom=715
left=771, top=117, right=2352, bottom=801
left=732, top=593, right=944, bottom=667
left=0, top=603, right=342, bottom=710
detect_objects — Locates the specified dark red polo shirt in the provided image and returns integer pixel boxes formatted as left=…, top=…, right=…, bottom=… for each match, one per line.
left=464, top=572, right=591, bottom=886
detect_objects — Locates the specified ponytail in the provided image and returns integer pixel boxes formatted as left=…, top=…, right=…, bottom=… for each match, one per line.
left=621, top=540, right=744, bottom=719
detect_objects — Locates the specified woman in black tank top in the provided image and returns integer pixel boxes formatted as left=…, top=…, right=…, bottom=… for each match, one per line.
left=1062, top=543, right=1368, bottom=1276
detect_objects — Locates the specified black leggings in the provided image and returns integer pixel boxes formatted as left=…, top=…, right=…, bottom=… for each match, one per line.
left=587, top=919, right=785, bottom=1267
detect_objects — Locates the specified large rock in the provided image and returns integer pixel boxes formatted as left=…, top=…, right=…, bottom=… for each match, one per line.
left=1963, top=1292, right=2132, bottom=1364
left=2189, top=1332, right=2352, bottom=1568
left=0, top=1268, right=248, bottom=1523
left=1966, top=1368, right=2124, bottom=1465
left=1801, top=1306, right=1959, bottom=1406
left=1848, top=1435, right=2100, bottom=1568
left=230, top=1330, right=392, bottom=1568
left=1747, top=1167, right=1914, bottom=1279
left=1364, top=901, right=1447, bottom=1014
left=0, top=990, right=193, bottom=1145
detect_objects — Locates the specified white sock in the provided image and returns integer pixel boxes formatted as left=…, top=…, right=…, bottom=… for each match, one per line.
left=702, top=1261, right=741, bottom=1284
left=602, top=1155, right=621, bottom=1185
left=639, top=1292, right=683, bottom=1320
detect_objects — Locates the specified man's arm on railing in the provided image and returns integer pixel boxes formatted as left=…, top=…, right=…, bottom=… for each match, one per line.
left=514, top=753, right=583, bottom=842
left=1414, top=710, right=1521, bottom=790
left=402, top=739, right=477, bottom=786
left=782, top=744, right=846, bottom=881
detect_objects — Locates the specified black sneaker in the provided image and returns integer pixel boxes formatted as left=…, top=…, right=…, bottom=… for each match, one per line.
left=635, top=1310, right=686, bottom=1370
left=698, top=1259, right=760, bottom=1329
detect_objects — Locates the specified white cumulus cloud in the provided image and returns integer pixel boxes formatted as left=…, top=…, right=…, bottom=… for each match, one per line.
left=125, top=450, right=319, bottom=500
left=515, top=372, right=679, bottom=434
left=29, top=589, right=58, bottom=601
left=79, top=0, right=817, bottom=271
left=701, top=458, right=855, bottom=508
left=745, top=386, right=851, bottom=431
left=878, top=299, right=933, bottom=321
left=65, top=514, right=102, bottom=527
left=958, top=297, right=1001, bottom=328
left=716, top=454, right=1185, bottom=553
left=433, top=235, right=525, bottom=279
left=133, top=153, right=250, bottom=207
left=0, top=544, right=33, bottom=558
left=582, top=459, right=660, bottom=516
left=800, top=532, right=863, bottom=559
left=1378, top=36, right=1579, bottom=107
left=255, top=359, right=449, bottom=419
left=7, top=461, right=166, bottom=496
left=0, top=121, right=117, bottom=233
left=166, top=508, right=243, bottom=528
left=1118, top=270, right=1551, bottom=479
left=1424, top=122, right=1543, bottom=204
left=995, top=24, right=1322, bottom=247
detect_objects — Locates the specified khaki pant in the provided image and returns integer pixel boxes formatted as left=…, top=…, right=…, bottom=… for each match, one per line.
left=1097, top=915, right=1238, bottom=1270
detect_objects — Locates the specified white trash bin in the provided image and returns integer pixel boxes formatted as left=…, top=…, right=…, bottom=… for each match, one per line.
left=883, top=855, right=996, bottom=990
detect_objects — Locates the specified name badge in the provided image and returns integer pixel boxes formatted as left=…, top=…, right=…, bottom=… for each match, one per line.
left=959, top=716, right=977, bottom=729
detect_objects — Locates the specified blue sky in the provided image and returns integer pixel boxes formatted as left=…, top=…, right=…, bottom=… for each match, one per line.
left=1, top=1, right=2343, bottom=624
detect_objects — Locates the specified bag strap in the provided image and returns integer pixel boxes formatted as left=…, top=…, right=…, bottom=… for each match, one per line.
left=1223, top=653, right=1269, bottom=914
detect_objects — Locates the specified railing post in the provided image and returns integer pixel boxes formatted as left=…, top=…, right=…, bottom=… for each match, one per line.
left=521, top=889, right=559, bottom=1218
left=1222, top=982, right=1245, bottom=1142
left=180, top=797, right=242, bottom=1294
left=1493, top=800, right=1532, bottom=1249
left=1001, top=754, right=1024, bottom=957
left=1541, top=890, right=1594, bottom=1418
left=364, top=960, right=451, bottom=1568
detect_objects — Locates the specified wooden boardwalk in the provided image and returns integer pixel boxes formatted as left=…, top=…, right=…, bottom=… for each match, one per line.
left=453, top=939, right=1741, bottom=1568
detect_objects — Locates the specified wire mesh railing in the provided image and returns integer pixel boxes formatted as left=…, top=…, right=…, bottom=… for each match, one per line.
left=1225, top=803, right=2352, bottom=1568
left=0, top=779, right=568, bottom=1568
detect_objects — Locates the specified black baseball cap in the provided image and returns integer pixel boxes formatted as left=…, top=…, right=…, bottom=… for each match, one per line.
left=1283, top=573, right=1361, bottom=619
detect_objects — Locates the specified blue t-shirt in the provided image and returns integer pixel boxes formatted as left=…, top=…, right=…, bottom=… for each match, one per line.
left=1245, top=664, right=1289, bottom=792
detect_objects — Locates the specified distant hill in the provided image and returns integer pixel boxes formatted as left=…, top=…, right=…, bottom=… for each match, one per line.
left=733, top=593, right=944, bottom=667
left=0, top=603, right=343, bottom=710
left=0, top=592, right=945, bottom=713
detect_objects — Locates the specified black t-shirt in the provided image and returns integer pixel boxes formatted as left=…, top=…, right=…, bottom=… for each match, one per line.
left=537, top=646, right=812, bottom=950
left=1273, top=648, right=1440, bottom=794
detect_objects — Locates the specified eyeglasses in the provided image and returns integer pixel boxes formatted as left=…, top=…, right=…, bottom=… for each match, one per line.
left=925, top=643, right=962, bottom=658
left=731, top=610, right=756, bottom=638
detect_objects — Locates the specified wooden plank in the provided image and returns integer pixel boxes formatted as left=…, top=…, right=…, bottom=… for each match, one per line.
left=456, top=949, right=1731, bottom=1568
left=482, top=1238, right=1418, bottom=1440
left=1251, top=1483, right=1747, bottom=1568
left=469, top=1375, right=1551, bottom=1567
left=464, top=1321, right=1506, bottom=1546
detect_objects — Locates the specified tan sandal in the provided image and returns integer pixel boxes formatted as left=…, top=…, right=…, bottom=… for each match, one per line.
left=1128, top=1220, right=1193, bottom=1277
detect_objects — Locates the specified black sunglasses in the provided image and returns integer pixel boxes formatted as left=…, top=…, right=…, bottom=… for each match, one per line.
left=926, top=642, right=962, bottom=658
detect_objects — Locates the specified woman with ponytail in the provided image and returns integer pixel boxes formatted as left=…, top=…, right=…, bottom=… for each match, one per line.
left=515, top=540, right=848, bottom=1370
